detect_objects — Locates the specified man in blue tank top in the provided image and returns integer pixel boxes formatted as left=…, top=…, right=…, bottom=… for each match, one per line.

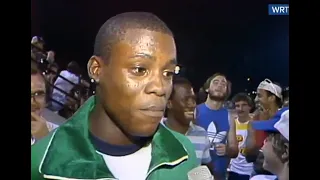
left=195, top=73, right=238, bottom=180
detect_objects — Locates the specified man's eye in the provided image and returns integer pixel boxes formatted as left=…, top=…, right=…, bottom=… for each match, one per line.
left=131, top=67, right=147, bottom=76
left=163, top=71, right=174, bottom=77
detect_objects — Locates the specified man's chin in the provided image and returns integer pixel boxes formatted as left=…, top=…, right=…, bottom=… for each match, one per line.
left=209, top=94, right=226, bottom=101
left=31, top=109, right=41, bottom=116
left=129, top=123, right=160, bottom=138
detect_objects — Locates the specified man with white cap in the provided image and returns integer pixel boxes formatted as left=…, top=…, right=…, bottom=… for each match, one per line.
left=250, top=108, right=289, bottom=180
left=245, top=79, right=283, bottom=176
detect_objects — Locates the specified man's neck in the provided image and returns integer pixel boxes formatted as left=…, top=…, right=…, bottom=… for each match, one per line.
left=277, top=164, right=289, bottom=180
left=166, top=114, right=189, bottom=134
left=238, top=115, right=251, bottom=123
left=89, top=98, right=133, bottom=146
left=205, top=97, right=223, bottom=110
left=268, top=104, right=279, bottom=117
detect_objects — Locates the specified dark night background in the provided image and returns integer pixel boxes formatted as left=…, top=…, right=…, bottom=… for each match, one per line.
left=31, top=0, right=289, bottom=95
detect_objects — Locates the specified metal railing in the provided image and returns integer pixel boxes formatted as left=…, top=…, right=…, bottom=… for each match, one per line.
left=31, top=43, right=91, bottom=113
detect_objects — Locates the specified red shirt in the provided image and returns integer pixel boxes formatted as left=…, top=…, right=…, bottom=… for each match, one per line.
left=253, top=113, right=268, bottom=148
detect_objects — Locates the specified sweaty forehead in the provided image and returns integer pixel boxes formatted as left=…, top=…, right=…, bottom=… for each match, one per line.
left=118, top=29, right=176, bottom=57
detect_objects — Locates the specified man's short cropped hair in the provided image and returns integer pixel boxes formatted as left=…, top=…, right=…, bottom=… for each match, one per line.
left=232, top=93, right=253, bottom=107
left=94, top=12, right=173, bottom=62
left=170, top=76, right=192, bottom=100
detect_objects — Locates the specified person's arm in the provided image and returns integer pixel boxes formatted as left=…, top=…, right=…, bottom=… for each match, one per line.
left=226, top=111, right=238, bottom=158
left=31, top=112, right=50, bottom=141
left=245, top=110, right=269, bottom=162
left=244, top=121, right=259, bottom=162
left=202, top=136, right=221, bottom=180
left=202, top=135, right=213, bottom=171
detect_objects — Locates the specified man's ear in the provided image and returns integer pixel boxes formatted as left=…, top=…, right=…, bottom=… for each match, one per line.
left=87, top=56, right=103, bottom=83
left=282, top=142, right=289, bottom=162
left=167, top=100, right=173, bottom=109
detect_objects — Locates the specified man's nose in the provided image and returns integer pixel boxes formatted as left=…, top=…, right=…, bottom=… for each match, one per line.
left=31, top=99, right=39, bottom=109
left=254, top=96, right=259, bottom=102
left=145, top=74, right=166, bottom=97
left=187, top=98, right=196, bottom=107
left=31, top=96, right=36, bottom=104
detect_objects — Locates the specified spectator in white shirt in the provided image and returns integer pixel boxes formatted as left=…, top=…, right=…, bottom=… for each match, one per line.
left=51, top=61, right=81, bottom=111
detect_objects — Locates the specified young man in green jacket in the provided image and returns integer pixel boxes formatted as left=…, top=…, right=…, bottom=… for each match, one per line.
left=31, top=12, right=199, bottom=180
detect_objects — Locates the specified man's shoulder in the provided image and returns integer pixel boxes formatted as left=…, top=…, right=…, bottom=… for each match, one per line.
left=156, top=126, right=199, bottom=178
left=192, top=124, right=207, bottom=133
left=196, top=103, right=206, bottom=109
left=164, top=126, right=198, bottom=161
left=31, top=131, right=55, bottom=180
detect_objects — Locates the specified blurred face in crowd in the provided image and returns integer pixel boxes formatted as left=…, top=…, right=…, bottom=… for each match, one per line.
left=207, top=75, right=228, bottom=101
left=31, top=73, right=46, bottom=116
left=235, top=100, right=251, bottom=119
left=89, top=29, right=177, bottom=137
left=46, top=66, right=58, bottom=83
left=255, top=89, right=274, bottom=110
left=262, top=133, right=289, bottom=175
left=47, top=51, right=55, bottom=64
left=168, top=83, right=196, bottom=126
left=51, top=66, right=58, bottom=75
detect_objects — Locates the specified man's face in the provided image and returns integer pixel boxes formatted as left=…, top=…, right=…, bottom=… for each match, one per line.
left=169, top=84, right=196, bottom=126
left=235, top=100, right=251, bottom=118
left=207, top=75, right=227, bottom=101
left=255, top=89, right=272, bottom=110
left=31, top=74, right=46, bottom=116
left=262, top=135, right=284, bottom=174
left=91, top=29, right=176, bottom=137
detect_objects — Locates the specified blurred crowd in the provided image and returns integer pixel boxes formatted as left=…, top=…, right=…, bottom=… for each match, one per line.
left=31, top=36, right=91, bottom=119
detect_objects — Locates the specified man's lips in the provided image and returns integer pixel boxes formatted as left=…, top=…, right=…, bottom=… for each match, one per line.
left=184, top=111, right=194, bottom=116
left=31, top=109, right=41, bottom=115
left=139, top=110, right=164, bottom=118
left=139, top=105, right=165, bottom=118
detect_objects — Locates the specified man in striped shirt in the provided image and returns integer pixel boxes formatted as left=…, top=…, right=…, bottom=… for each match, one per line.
left=162, top=76, right=213, bottom=173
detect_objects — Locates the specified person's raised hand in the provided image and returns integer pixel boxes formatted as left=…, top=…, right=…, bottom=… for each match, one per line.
left=31, top=112, right=49, bottom=140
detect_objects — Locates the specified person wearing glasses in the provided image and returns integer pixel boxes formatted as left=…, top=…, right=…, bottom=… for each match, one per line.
left=31, top=63, right=58, bottom=145
left=245, top=79, right=283, bottom=177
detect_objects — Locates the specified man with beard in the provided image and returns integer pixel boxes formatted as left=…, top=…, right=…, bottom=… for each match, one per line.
left=196, top=73, right=238, bottom=180
left=250, top=108, right=288, bottom=180
left=245, top=79, right=283, bottom=178
left=31, top=12, right=199, bottom=180
left=228, top=93, right=254, bottom=180
left=162, top=76, right=213, bottom=171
